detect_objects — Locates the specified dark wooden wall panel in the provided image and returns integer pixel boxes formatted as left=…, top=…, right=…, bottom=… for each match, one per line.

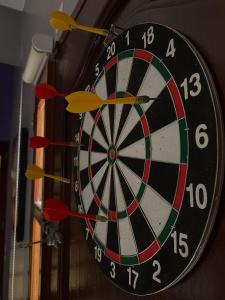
left=42, top=0, right=225, bottom=299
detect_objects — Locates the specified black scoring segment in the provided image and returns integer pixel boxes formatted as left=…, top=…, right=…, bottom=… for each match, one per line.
left=91, top=136, right=108, bottom=153
left=129, top=207, right=155, bottom=252
left=80, top=167, right=89, bottom=191
left=95, top=115, right=110, bottom=146
left=91, top=159, right=107, bottom=179
left=105, top=64, right=117, bottom=97
left=87, top=200, right=99, bottom=215
left=127, top=58, right=149, bottom=95
left=81, top=130, right=106, bottom=153
left=115, top=164, right=134, bottom=207
left=109, top=167, right=117, bottom=212
left=107, top=220, right=120, bottom=255
left=117, top=121, right=144, bottom=151
left=148, top=161, right=179, bottom=205
left=90, top=110, right=98, bottom=119
left=80, top=131, right=90, bottom=151
left=145, top=86, right=177, bottom=133
left=115, top=105, right=132, bottom=145
left=118, top=156, right=145, bottom=179
left=95, top=165, right=109, bottom=199
left=108, top=105, right=115, bottom=142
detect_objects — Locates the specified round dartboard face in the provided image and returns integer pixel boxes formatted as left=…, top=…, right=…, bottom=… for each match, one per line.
left=74, top=23, right=224, bottom=295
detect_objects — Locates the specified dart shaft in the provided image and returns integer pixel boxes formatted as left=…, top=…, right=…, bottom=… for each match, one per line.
left=45, top=207, right=106, bottom=222
left=45, top=174, right=71, bottom=183
left=106, top=97, right=136, bottom=105
left=106, top=96, right=153, bottom=105
left=69, top=211, right=105, bottom=221
left=75, top=24, right=108, bottom=36
left=51, top=141, right=80, bottom=147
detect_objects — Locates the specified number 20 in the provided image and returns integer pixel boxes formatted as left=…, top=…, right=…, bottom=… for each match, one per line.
left=107, top=42, right=116, bottom=60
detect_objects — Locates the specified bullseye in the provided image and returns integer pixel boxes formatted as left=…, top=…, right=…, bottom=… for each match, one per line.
left=107, top=145, right=117, bottom=164
left=110, top=149, right=116, bottom=159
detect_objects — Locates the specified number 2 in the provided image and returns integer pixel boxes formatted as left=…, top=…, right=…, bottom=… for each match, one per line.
left=152, top=260, right=161, bottom=283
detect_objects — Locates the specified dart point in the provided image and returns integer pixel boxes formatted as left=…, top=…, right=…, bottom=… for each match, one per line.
left=136, top=96, right=153, bottom=103
left=97, top=215, right=108, bottom=222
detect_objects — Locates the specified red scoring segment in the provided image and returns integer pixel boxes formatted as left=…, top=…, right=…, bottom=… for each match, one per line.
left=173, top=164, right=188, bottom=211
left=104, top=55, right=118, bottom=72
left=134, top=49, right=153, bottom=63
left=168, top=79, right=185, bottom=119
left=139, top=240, right=160, bottom=263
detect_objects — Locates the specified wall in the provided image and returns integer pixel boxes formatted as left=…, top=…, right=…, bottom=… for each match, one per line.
left=0, top=6, right=22, bottom=66
left=0, top=0, right=26, bottom=11
left=3, top=2, right=80, bottom=300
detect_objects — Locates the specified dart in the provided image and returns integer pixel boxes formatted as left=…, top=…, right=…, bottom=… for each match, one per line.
left=35, top=83, right=66, bottom=99
left=35, top=83, right=156, bottom=113
left=65, top=91, right=154, bottom=113
left=29, top=136, right=80, bottom=149
left=49, top=10, right=108, bottom=36
left=25, top=164, right=70, bottom=183
left=43, top=199, right=107, bottom=222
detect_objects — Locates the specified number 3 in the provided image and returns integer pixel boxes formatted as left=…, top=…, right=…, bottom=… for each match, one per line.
left=110, top=262, right=116, bottom=279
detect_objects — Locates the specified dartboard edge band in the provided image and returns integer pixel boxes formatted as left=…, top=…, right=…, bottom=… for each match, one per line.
left=73, top=23, right=224, bottom=295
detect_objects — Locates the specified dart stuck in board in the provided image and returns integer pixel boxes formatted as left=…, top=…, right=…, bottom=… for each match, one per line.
left=65, top=91, right=153, bottom=113
left=25, top=164, right=70, bottom=183
left=49, top=10, right=108, bottom=36
left=43, top=199, right=107, bottom=222
left=35, top=83, right=155, bottom=113
left=29, top=136, right=80, bottom=149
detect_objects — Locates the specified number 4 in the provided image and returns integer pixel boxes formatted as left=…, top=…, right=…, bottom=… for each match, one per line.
left=166, top=38, right=176, bottom=58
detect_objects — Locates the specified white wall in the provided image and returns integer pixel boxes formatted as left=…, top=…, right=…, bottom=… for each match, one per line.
left=20, top=0, right=79, bottom=68
left=0, top=0, right=25, bottom=11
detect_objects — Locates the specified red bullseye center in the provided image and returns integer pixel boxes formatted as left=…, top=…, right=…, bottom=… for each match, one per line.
left=108, top=145, right=117, bottom=164
left=110, top=149, right=116, bottom=159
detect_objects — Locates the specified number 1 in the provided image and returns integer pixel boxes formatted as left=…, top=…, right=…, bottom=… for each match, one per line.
left=125, top=31, right=130, bottom=46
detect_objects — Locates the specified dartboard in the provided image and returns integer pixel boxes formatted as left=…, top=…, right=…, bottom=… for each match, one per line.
left=74, top=23, right=224, bottom=295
